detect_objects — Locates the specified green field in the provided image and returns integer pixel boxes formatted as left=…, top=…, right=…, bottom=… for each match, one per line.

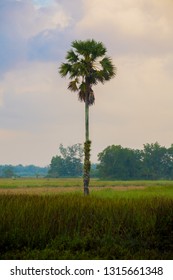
left=1, top=177, right=173, bottom=190
left=0, top=178, right=173, bottom=260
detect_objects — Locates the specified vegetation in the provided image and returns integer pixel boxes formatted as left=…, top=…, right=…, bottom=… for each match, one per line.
left=98, top=142, right=173, bottom=180
left=83, top=140, right=91, bottom=195
left=59, top=39, right=116, bottom=194
left=0, top=165, right=48, bottom=178
left=1, top=177, right=173, bottom=189
left=0, top=178, right=173, bottom=260
left=2, top=141, right=173, bottom=180
left=48, top=144, right=83, bottom=178
left=0, top=182, right=173, bottom=259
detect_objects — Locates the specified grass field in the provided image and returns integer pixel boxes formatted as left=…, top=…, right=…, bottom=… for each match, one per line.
left=0, top=178, right=173, bottom=260
left=2, top=178, right=173, bottom=189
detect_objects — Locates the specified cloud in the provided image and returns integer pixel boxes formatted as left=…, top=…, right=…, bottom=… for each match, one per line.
left=0, top=60, right=85, bottom=133
left=0, top=62, right=59, bottom=130
left=89, top=53, right=173, bottom=152
left=27, top=29, right=74, bottom=62
left=1, top=0, right=173, bottom=165
left=0, top=0, right=73, bottom=73
left=55, top=0, right=85, bottom=20
left=0, top=1, right=27, bottom=73
left=76, top=0, right=173, bottom=56
left=27, top=0, right=85, bottom=62
left=0, top=59, right=85, bottom=165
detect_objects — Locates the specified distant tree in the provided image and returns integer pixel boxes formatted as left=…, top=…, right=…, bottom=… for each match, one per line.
left=48, top=144, right=83, bottom=178
left=0, top=165, right=48, bottom=178
left=48, top=156, right=66, bottom=178
left=141, top=142, right=173, bottom=179
left=97, top=142, right=173, bottom=180
left=2, top=166, right=15, bottom=178
left=59, top=39, right=116, bottom=195
left=59, top=143, right=83, bottom=162
left=97, top=145, right=142, bottom=179
left=90, top=164, right=99, bottom=178
left=167, top=144, right=173, bottom=179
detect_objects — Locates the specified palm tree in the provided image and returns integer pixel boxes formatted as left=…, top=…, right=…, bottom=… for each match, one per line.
left=59, top=39, right=116, bottom=195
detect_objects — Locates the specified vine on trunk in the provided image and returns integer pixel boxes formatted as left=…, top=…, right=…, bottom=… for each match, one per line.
left=83, top=140, right=91, bottom=195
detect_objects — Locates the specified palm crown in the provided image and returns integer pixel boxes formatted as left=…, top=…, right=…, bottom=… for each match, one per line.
left=59, top=39, right=116, bottom=105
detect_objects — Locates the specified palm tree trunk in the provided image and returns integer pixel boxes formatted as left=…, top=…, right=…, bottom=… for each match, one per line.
left=83, top=92, right=90, bottom=195
left=85, top=95, right=89, bottom=142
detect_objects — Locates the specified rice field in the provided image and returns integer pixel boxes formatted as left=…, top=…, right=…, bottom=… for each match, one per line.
left=0, top=178, right=173, bottom=260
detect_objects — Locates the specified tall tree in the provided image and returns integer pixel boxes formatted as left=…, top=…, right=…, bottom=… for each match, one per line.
left=59, top=39, right=116, bottom=195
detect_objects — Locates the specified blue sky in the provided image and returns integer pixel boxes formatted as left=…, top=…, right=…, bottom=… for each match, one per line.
left=0, top=0, right=173, bottom=166
left=33, top=0, right=54, bottom=6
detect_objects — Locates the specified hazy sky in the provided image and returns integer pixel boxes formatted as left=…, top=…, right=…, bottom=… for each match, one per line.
left=1, top=0, right=173, bottom=166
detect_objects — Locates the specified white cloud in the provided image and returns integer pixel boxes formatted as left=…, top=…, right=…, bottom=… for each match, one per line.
left=33, top=5, right=71, bottom=34
left=76, top=0, right=173, bottom=55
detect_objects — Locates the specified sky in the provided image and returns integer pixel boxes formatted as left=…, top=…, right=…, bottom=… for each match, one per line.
left=0, top=0, right=173, bottom=166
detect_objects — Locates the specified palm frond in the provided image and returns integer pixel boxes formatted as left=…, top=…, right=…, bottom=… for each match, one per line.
left=59, top=63, right=72, bottom=77
left=66, top=49, right=78, bottom=63
left=78, top=83, right=87, bottom=102
left=78, top=83, right=95, bottom=106
left=68, top=79, right=79, bottom=92
left=100, top=56, right=117, bottom=79
left=92, top=70, right=105, bottom=84
left=72, top=39, right=106, bottom=60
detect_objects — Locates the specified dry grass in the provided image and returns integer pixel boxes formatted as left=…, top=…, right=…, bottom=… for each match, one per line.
left=0, top=186, right=146, bottom=195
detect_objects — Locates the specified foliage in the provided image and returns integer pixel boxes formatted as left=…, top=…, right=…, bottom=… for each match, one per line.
left=0, top=165, right=48, bottom=178
left=98, top=145, right=141, bottom=179
left=59, top=39, right=116, bottom=106
left=90, top=164, right=99, bottom=178
left=0, top=166, right=15, bottom=178
left=0, top=188, right=173, bottom=260
left=48, top=144, right=83, bottom=178
left=141, top=142, right=173, bottom=179
left=97, top=142, right=173, bottom=180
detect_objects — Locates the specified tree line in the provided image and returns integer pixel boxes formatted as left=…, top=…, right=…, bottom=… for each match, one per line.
left=97, top=142, right=173, bottom=180
left=0, top=165, right=48, bottom=178
left=48, top=142, right=173, bottom=180
left=2, top=142, right=173, bottom=180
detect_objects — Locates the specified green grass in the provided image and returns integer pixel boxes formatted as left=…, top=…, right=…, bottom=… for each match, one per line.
left=93, top=185, right=173, bottom=200
left=0, top=178, right=173, bottom=260
left=1, top=177, right=173, bottom=189
left=0, top=178, right=83, bottom=188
